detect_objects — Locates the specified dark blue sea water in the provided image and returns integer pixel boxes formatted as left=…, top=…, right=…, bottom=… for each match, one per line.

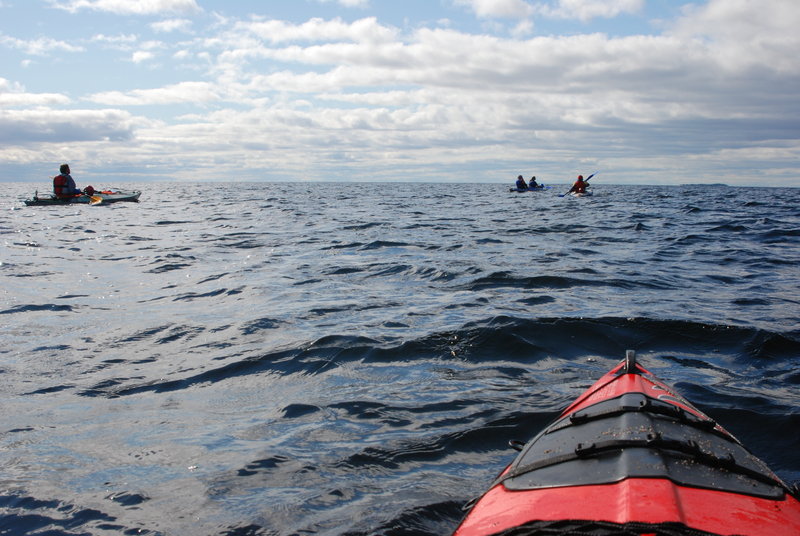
left=2, top=182, right=799, bottom=535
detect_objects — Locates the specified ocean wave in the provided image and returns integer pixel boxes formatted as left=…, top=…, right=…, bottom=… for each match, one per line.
left=3, top=183, right=799, bottom=535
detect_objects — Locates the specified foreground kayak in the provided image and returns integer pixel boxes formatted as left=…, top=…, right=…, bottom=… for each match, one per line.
left=453, top=351, right=800, bottom=536
left=24, top=189, right=141, bottom=206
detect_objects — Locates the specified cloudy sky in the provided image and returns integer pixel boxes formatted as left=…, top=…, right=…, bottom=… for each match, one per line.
left=1, top=0, right=798, bottom=185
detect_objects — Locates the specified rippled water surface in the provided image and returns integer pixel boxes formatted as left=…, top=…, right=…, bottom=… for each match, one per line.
left=2, top=182, right=799, bottom=535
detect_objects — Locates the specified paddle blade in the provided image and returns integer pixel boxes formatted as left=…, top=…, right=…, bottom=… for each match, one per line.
left=89, top=195, right=103, bottom=205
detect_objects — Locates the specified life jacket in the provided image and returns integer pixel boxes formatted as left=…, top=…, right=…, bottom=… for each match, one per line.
left=573, top=180, right=586, bottom=193
left=53, top=174, right=71, bottom=198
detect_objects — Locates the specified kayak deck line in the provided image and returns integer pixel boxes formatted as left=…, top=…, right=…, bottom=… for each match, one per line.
left=453, top=350, right=800, bottom=536
left=499, top=391, right=788, bottom=499
left=479, top=518, right=730, bottom=536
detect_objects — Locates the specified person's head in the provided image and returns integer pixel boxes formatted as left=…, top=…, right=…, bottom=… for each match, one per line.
left=60, top=164, right=70, bottom=174
left=577, top=175, right=583, bottom=180
left=517, top=175, right=523, bottom=179
left=531, top=176, right=536, bottom=180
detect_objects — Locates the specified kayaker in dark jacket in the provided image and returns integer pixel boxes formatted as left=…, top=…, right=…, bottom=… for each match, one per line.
left=529, top=176, right=539, bottom=188
left=53, top=164, right=81, bottom=198
left=515, top=175, right=528, bottom=190
left=568, top=175, right=587, bottom=194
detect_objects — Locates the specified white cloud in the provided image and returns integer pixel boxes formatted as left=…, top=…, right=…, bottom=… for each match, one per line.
left=0, top=34, right=84, bottom=55
left=511, top=18, right=534, bottom=37
left=670, top=0, right=800, bottom=74
left=316, top=0, right=370, bottom=7
left=151, top=18, right=193, bottom=33
left=129, top=40, right=166, bottom=63
left=0, top=107, right=134, bottom=144
left=132, top=50, right=156, bottom=63
left=537, top=0, right=644, bottom=22
left=0, top=78, right=71, bottom=107
left=48, top=0, right=201, bottom=15
left=1, top=78, right=22, bottom=92
left=92, top=33, right=138, bottom=45
left=91, top=33, right=140, bottom=54
left=87, top=81, right=221, bottom=105
left=453, top=0, right=534, bottom=19
left=234, top=16, right=398, bottom=45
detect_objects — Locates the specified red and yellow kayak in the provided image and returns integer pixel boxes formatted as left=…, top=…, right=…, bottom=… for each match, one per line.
left=453, top=351, right=800, bottom=536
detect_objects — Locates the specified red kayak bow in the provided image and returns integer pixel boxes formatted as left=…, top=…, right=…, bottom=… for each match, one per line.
left=453, top=351, right=800, bottom=536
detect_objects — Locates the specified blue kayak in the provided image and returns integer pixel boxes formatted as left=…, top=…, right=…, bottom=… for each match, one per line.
left=509, top=186, right=548, bottom=193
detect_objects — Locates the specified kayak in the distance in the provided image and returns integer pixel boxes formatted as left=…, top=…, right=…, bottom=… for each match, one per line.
left=509, top=186, right=550, bottom=193
left=24, top=189, right=141, bottom=206
left=558, top=172, right=597, bottom=197
left=511, top=175, right=546, bottom=192
left=568, top=189, right=593, bottom=197
left=453, top=350, right=800, bottom=536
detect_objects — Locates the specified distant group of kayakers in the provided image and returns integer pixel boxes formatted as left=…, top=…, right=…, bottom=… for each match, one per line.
left=514, top=174, right=589, bottom=194
left=515, top=175, right=542, bottom=190
left=50, top=163, right=588, bottom=199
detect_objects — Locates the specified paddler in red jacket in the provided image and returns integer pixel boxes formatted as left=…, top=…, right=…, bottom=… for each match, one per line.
left=568, top=174, right=587, bottom=194
left=53, top=164, right=82, bottom=198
